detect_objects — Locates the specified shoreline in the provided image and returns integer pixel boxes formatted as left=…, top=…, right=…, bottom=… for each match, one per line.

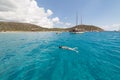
left=0, top=31, right=68, bottom=33
left=0, top=31, right=115, bottom=33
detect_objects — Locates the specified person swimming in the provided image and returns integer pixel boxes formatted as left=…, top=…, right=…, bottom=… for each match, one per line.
left=59, top=46, right=79, bottom=53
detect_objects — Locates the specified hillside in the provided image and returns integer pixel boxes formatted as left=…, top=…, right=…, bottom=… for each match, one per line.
left=69, top=25, right=104, bottom=32
left=0, top=22, right=47, bottom=31
left=0, top=22, right=104, bottom=32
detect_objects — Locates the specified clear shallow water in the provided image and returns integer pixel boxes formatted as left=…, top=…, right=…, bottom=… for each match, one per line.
left=0, top=32, right=120, bottom=80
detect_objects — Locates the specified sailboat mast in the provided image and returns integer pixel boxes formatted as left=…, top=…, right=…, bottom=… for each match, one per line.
left=76, top=12, right=78, bottom=26
left=81, top=16, right=82, bottom=25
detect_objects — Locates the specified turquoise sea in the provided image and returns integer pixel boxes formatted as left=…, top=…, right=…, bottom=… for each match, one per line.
left=0, top=32, right=120, bottom=80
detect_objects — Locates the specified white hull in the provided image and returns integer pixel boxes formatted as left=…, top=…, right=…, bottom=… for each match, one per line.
left=71, top=32, right=84, bottom=34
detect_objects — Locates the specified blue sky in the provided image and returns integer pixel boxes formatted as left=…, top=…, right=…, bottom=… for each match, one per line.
left=0, top=0, right=120, bottom=30
left=36, top=0, right=120, bottom=30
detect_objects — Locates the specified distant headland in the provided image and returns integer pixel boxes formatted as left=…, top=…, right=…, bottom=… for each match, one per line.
left=0, top=22, right=104, bottom=32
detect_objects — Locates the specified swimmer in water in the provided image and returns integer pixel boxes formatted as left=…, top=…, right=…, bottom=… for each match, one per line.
left=59, top=46, right=78, bottom=53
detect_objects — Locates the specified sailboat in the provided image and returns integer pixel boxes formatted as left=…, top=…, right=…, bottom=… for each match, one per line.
left=70, top=13, right=85, bottom=34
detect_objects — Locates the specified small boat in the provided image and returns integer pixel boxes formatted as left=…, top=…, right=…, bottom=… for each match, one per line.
left=56, top=32, right=62, bottom=34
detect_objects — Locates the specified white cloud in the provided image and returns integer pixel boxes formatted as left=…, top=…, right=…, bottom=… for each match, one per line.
left=47, top=9, right=53, bottom=16
left=52, top=17, right=60, bottom=23
left=55, top=22, right=73, bottom=28
left=100, top=24, right=120, bottom=31
left=0, top=0, right=60, bottom=28
left=65, top=23, right=72, bottom=26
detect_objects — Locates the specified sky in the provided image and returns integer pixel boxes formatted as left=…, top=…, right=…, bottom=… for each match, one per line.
left=0, top=0, right=120, bottom=30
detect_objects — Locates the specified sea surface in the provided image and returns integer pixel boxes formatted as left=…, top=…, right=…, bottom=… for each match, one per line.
left=0, top=32, right=120, bottom=80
